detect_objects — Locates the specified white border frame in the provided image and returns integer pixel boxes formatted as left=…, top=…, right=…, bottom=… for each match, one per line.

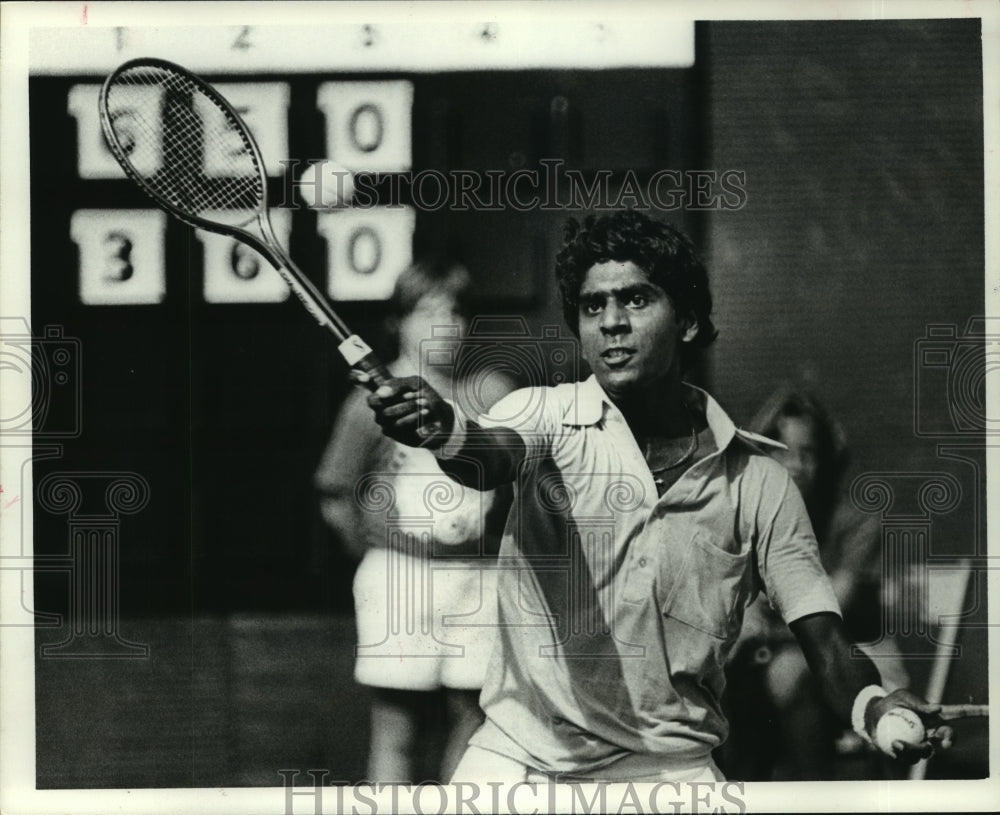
left=2, top=2, right=997, bottom=813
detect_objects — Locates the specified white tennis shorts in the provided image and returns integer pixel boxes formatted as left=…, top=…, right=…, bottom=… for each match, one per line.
left=353, top=547, right=498, bottom=690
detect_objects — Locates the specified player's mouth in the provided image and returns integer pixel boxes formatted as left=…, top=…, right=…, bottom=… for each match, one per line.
left=600, top=347, right=636, bottom=367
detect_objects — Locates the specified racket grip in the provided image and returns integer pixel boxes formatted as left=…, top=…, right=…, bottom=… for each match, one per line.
left=353, top=354, right=394, bottom=389
left=338, top=335, right=392, bottom=389
left=338, top=334, right=445, bottom=442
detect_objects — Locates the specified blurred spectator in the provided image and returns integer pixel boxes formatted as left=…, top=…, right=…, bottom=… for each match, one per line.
left=314, top=259, right=513, bottom=782
left=716, top=386, right=908, bottom=780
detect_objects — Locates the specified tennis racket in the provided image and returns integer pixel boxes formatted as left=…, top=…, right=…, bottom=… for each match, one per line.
left=98, top=57, right=393, bottom=388
left=936, top=703, right=989, bottom=722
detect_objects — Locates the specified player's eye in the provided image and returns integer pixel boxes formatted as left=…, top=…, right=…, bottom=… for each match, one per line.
left=581, top=299, right=603, bottom=316
left=627, top=293, right=648, bottom=308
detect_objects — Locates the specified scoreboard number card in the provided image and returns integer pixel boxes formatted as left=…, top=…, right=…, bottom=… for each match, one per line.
left=317, top=206, right=415, bottom=301
left=198, top=208, right=292, bottom=303
left=70, top=209, right=168, bottom=305
left=317, top=80, right=414, bottom=173
left=68, top=83, right=163, bottom=179
left=198, top=82, right=290, bottom=177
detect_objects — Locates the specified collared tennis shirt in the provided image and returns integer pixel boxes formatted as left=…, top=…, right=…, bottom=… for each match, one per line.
left=439, top=376, right=841, bottom=775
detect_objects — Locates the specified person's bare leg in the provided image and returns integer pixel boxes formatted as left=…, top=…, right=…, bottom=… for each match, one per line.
left=367, top=688, right=428, bottom=782
left=441, top=688, right=485, bottom=783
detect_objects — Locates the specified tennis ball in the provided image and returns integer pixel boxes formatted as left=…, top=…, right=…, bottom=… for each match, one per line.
left=874, top=707, right=925, bottom=756
left=299, top=160, right=355, bottom=208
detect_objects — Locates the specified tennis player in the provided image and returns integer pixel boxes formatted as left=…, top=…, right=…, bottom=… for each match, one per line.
left=360, top=210, right=952, bottom=783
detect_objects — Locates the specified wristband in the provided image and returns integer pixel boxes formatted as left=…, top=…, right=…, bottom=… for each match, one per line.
left=852, top=685, right=888, bottom=744
left=433, top=400, right=467, bottom=460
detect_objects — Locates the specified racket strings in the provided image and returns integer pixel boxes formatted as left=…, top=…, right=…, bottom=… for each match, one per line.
left=104, top=65, right=264, bottom=227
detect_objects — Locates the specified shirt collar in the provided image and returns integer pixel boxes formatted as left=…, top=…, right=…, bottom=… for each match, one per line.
left=562, top=375, right=785, bottom=454
left=560, top=375, right=608, bottom=427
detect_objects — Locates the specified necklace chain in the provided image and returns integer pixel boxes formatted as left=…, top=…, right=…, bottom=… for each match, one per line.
left=645, top=410, right=698, bottom=475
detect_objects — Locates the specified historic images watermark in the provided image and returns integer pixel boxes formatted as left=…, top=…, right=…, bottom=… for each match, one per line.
left=279, top=159, right=748, bottom=213
left=277, top=771, right=748, bottom=815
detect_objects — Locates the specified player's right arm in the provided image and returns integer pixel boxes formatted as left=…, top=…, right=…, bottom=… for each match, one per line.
left=363, top=375, right=527, bottom=490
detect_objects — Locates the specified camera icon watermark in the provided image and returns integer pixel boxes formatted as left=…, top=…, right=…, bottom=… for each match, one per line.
left=913, top=317, right=1000, bottom=437
left=0, top=317, right=82, bottom=440
left=418, top=316, right=580, bottom=436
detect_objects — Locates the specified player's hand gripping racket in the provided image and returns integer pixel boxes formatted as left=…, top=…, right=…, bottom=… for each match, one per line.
left=99, top=58, right=437, bottom=423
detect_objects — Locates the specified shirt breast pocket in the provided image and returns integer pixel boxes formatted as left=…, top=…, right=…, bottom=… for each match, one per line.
left=661, top=533, right=750, bottom=640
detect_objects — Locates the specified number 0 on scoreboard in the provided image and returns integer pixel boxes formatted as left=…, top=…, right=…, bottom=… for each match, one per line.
left=317, top=80, right=413, bottom=173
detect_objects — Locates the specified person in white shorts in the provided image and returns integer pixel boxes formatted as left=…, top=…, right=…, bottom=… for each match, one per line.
left=315, top=259, right=512, bottom=782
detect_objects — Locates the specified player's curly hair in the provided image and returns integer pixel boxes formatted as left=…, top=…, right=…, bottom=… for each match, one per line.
left=554, top=210, right=717, bottom=370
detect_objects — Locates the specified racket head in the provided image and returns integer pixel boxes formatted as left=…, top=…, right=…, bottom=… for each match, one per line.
left=99, top=57, right=270, bottom=238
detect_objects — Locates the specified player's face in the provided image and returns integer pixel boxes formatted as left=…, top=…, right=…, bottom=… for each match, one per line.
left=772, top=416, right=820, bottom=498
left=577, top=260, right=696, bottom=398
left=398, top=292, right=467, bottom=357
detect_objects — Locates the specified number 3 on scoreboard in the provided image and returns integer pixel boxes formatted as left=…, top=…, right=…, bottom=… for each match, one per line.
left=70, top=210, right=167, bottom=305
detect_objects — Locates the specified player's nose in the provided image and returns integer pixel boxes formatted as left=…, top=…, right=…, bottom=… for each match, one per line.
left=599, top=302, right=629, bottom=332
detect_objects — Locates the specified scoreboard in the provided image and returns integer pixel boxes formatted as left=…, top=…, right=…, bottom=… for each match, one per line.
left=26, top=20, right=702, bottom=614
left=37, top=20, right=696, bottom=309
left=66, top=77, right=416, bottom=304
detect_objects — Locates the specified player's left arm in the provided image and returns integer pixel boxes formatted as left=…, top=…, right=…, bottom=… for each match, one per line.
left=790, top=612, right=954, bottom=763
left=756, top=461, right=952, bottom=763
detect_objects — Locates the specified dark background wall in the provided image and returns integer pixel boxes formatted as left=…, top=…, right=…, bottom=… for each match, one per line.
left=29, top=18, right=987, bottom=787
left=702, top=18, right=988, bottom=778
left=706, top=21, right=984, bottom=477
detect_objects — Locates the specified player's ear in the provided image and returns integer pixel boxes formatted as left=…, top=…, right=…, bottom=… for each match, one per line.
left=680, top=317, right=699, bottom=344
